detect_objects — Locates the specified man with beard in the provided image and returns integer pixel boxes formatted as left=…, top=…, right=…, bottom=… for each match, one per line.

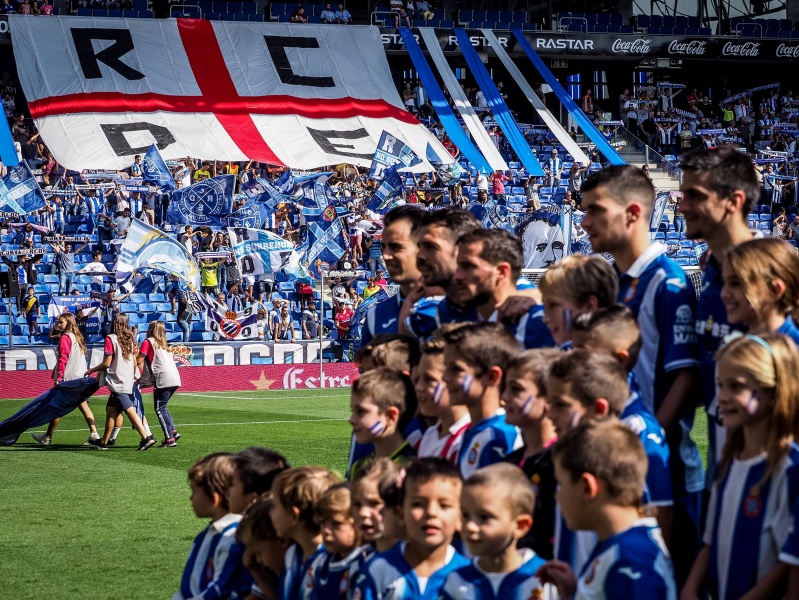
left=580, top=164, right=701, bottom=588
left=361, top=205, right=426, bottom=346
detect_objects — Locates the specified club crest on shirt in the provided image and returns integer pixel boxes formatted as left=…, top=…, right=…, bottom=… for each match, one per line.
left=204, top=558, right=215, bottom=581
left=467, top=443, right=480, bottom=465
left=530, top=473, right=541, bottom=497
left=584, top=558, right=600, bottom=585
left=743, top=494, right=762, bottom=518
left=339, top=572, right=350, bottom=593
left=528, top=586, right=544, bottom=599
left=623, top=278, right=638, bottom=303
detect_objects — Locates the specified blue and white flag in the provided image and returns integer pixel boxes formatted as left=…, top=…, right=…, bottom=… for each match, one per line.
left=200, top=294, right=258, bottom=341
left=304, top=204, right=347, bottom=278
left=649, top=191, right=670, bottom=240
left=352, top=286, right=395, bottom=337
left=369, top=131, right=423, bottom=180
left=47, top=293, right=101, bottom=333
left=115, top=218, right=201, bottom=291
left=367, top=165, right=405, bottom=213
left=141, top=144, right=176, bottom=191
left=0, top=162, right=46, bottom=215
left=221, top=201, right=269, bottom=229
left=241, top=177, right=289, bottom=213
left=166, top=174, right=235, bottom=226
left=515, top=208, right=566, bottom=269
left=227, top=227, right=299, bottom=277
left=276, top=169, right=295, bottom=194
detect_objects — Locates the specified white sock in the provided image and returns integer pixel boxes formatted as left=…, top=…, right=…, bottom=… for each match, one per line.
left=110, top=427, right=121, bottom=441
left=90, top=432, right=100, bottom=440
left=144, top=424, right=152, bottom=437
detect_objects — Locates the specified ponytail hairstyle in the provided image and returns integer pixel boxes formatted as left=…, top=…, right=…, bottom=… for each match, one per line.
left=723, top=238, right=799, bottom=326
left=715, top=333, right=799, bottom=493
left=58, top=313, right=87, bottom=356
left=110, top=313, right=135, bottom=360
left=146, top=320, right=168, bottom=350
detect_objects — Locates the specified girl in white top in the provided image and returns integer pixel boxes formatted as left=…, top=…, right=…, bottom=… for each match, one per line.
left=137, top=320, right=182, bottom=448
left=31, top=313, right=99, bottom=446
left=86, top=313, right=156, bottom=451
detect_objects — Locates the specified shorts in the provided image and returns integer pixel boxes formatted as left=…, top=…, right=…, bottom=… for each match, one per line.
left=26, top=314, right=38, bottom=325
left=349, top=233, right=362, bottom=246
left=257, top=281, right=272, bottom=296
left=107, top=392, right=134, bottom=412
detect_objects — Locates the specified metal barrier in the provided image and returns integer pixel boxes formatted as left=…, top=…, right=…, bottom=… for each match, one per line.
left=170, top=4, right=202, bottom=18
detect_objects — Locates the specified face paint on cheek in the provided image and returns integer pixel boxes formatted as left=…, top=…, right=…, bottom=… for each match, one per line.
left=432, top=382, right=445, bottom=405
left=568, top=411, right=580, bottom=430
left=369, top=421, right=384, bottom=435
left=461, top=374, right=473, bottom=397
left=563, top=309, right=573, bottom=334
left=521, top=394, right=534, bottom=416
left=745, top=392, right=759, bottom=415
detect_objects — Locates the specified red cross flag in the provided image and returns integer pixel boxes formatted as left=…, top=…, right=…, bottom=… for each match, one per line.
left=10, top=18, right=449, bottom=171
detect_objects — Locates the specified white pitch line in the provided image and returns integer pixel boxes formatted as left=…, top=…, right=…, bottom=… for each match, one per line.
left=31, top=418, right=349, bottom=433
left=180, top=392, right=349, bottom=401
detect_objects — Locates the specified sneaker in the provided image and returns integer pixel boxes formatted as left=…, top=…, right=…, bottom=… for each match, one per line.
left=138, top=435, right=157, bottom=451
left=83, top=433, right=101, bottom=446
left=160, top=438, right=177, bottom=448
left=87, top=437, right=107, bottom=450
left=106, top=438, right=117, bottom=447
left=32, top=432, right=51, bottom=446
left=172, top=430, right=181, bottom=442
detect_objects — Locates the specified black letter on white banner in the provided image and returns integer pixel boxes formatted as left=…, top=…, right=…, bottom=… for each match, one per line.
left=307, top=128, right=373, bottom=160
left=71, top=28, right=145, bottom=81
left=263, top=36, right=335, bottom=87
left=101, top=123, right=176, bottom=156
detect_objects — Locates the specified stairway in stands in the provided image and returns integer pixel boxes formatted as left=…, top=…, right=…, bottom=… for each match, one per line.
left=618, top=144, right=682, bottom=193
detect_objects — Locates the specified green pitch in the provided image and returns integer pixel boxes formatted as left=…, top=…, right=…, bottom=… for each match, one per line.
left=0, top=388, right=352, bottom=600
left=0, top=388, right=709, bottom=600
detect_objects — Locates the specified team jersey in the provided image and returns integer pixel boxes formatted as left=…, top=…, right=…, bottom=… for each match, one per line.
left=352, top=542, right=469, bottom=600
left=347, top=418, right=427, bottom=480
left=575, top=517, right=676, bottom=600
left=301, top=545, right=373, bottom=600
left=362, top=293, right=404, bottom=346
left=439, top=548, right=556, bottom=600
left=457, top=410, right=522, bottom=479
left=554, top=507, right=597, bottom=576
left=704, top=445, right=799, bottom=600
left=776, top=315, right=799, bottom=345
left=279, top=543, right=325, bottom=600
left=617, top=243, right=704, bottom=496
left=417, top=414, right=471, bottom=463
left=348, top=440, right=417, bottom=481
left=621, top=394, right=673, bottom=508
left=174, top=513, right=252, bottom=600
left=406, top=296, right=554, bottom=349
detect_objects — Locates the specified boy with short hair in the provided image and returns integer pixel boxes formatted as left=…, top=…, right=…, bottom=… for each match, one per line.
left=538, top=420, right=677, bottom=599
left=354, top=333, right=421, bottom=374
left=228, top=447, right=290, bottom=514
left=270, top=466, right=342, bottom=600
left=174, top=452, right=252, bottom=600
left=348, top=367, right=417, bottom=479
left=441, top=322, right=523, bottom=479
left=415, top=329, right=471, bottom=463
left=441, top=463, right=557, bottom=599
left=237, top=497, right=290, bottom=600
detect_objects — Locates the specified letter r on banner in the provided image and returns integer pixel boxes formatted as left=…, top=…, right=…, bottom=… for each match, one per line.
left=71, top=28, right=145, bottom=80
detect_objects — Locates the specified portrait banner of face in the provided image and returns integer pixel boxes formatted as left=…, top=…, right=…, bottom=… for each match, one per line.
left=516, top=209, right=565, bottom=269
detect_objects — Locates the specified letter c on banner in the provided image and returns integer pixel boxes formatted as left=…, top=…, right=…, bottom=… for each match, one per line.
left=263, top=36, right=336, bottom=87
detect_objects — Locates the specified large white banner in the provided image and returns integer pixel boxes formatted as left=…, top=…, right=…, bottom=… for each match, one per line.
left=10, top=17, right=449, bottom=170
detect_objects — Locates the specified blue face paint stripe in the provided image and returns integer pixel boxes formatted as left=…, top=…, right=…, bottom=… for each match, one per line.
left=369, top=421, right=384, bottom=435
left=521, top=394, right=534, bottom=416
left=432, top=382, right=445, bottom=405
left=461, top=374, right=473, bottom=397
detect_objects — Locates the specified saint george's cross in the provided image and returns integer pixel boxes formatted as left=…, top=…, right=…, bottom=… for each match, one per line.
left=11, top=18, right=441, bottom=171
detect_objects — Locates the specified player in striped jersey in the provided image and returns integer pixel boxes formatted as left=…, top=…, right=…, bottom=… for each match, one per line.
left=441, top=463, right=556, bottom=600
left=683, top=334, right=799, bottom=600
left=539, top=420, right=677, bottom=600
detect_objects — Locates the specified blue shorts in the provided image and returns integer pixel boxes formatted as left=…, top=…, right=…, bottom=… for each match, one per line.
left=107, top=392, right=134, bottom=412
left=26, top=314, right=38, bottom=325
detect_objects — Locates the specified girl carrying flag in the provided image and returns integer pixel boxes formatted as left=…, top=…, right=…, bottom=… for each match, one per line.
left=137, top=321, right=182, bottom=448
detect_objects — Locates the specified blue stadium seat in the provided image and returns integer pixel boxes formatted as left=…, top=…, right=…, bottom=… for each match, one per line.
left=212, top=0, right=228, bottom=12
left=123, top=9, right=139, bottom=17
left=234, top=12, right=248, bottom=20
left=688, top=16, right=700, bottom=28
left=76, top=8, right=92, bottom=15
left=650, top=14, right=662, bottom=27
left=675, top=15, right=688, bottom=28
left=511, top=10, right=526, bottom=22
left=592, top=23, right=608, bottom=32
left=242, top=1, right=255, bottom=13
left=141, top=9, right=154, bottom=17
left=439, top=20, right=453, bottom=28
left=636, top=14, right=650, bottom=28
left=108, top=8, right=123, bottom=16
left=227, top=1, right=243, bottom=12
left=662, top=15, right=675, bottom=27
left=610, top=13, right=623, bottom=25
left=498, top=10, right=513, bottom=22
left=522, top=23, right=537, bottom=30
left=660, top=26, right=674, bottom=35
left=494, top=21, right=511, bottom=30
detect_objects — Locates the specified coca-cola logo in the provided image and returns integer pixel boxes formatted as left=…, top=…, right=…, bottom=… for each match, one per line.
left=668, top=40, right=707, bottom=55
left=722, top=41, right=760, bottom=57
left=611, top=38, right=651, bottom=54
left=776, top=43, right=799, bottom=58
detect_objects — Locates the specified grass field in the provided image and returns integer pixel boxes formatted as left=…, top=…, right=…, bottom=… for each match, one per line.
left=0, top=389, right=710, bottom=600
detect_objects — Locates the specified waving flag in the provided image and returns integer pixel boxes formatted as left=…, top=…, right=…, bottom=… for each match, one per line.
left=367, top=165, right=404, bottom=213
left=199, top=294, right=258, bottom=340
left=304, top=204, right=347, bottom=277
left=241, top=177, right=289, bottom=213
left=276, top=169, right=295, bottom=194
left=0, top=162, right=46, bottom=215
left=116, top=218, right=200, bottom=290
left=10, top=18, right=446, bottom=171
left=167, top=174, right=235, bottom=226
left=228, top=227, right=299, bottom=277
left=141, top=143, right=176, bottom=191
left=222, top=201, right=269, bottom=229
left=351, top=286, right=394, bottom=337
left=369, top=131, right=423, bottom=179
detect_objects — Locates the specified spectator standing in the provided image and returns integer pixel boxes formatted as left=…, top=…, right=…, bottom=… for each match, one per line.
left=113, top=207, right=132, bottom=239
left=49, top=240, right=88, bottom=295
left=363, top=277, right=381, bottom=299
left=401, top=82, right=416, bottom=110
left=545, top=150, right=563, bottom=190
left=77, top=249, right=108, bottom=292
left=301, top=303, right=318, bottom=340
left=39, top=0, right=52, bottom=14
left=490, top=170, right=507, bottom=203
left=275, top=306, right=296, bottom=342
left=334, top=302, right=353, bottom=339
left=22, top=286, right=40, bottom=336
left=168, top=275, right=194, bottom=343
left=131, top=155, right=143, bottom=178
left=568, top=162, right=590, bottom=202
left=581, top=89, right=593, bottom=114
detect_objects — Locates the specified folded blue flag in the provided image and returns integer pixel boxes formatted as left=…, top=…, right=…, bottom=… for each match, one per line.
left=141, top=144, right=176, bottom=191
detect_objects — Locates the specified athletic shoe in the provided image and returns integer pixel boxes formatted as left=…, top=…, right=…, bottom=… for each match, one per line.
left=87, top=437, right=107, bottom=450
left=32, top=432, right=51, bottom=445
left=160, top=438, right=177, bottom=448
left=106, top=439, right=117, bottom=447
left=172, top=430, right=181, bottom=442
left=83, top=433, right=101, bottom=446
left=138, top=436, right=156, bottom=451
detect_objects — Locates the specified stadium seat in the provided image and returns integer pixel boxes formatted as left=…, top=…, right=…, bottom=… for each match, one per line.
left=242, top=1, right=255, bottom=13
left=511, top=10, right=526, bottom=22
left=650, top=14, right=662, bottom=27
left=227, top=1, right=243, bottom=12
left=234, top=13, right=248, bottom=21
left=141, top=9, right=154, bottom=17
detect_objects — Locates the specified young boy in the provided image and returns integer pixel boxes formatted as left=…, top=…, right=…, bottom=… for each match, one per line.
left=415, top=329, right=471, bottom=463
left=500, top=348, right=562, bottom=559
left=441, top=322, right=523, bottom=479
left=440, top=463, right=556, bottom=599
left=538, top=420, right=677, bottom=599
left=237, top=497, right=290, bottom=600
left=228, top=447, right=290, bottom=515
left=572, top=306, right=674, bottom=545
left=354, top=458, right=469, bottom=599
left=303, top=484, right=372, bottom=599
left=174, top=453, right=252, bottom=600
left=22, top=286, right=40, bottom=336
left=270, top=466, right=342, bottom=600
left=348, top=367, right=417, bottom=479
